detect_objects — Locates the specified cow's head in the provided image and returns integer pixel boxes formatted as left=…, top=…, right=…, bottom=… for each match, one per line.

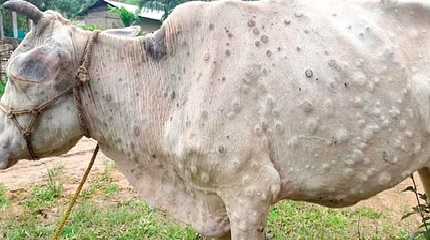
left=0, top=0, right=91, bottom=169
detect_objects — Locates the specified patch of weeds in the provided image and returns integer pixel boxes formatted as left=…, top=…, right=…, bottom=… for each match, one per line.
left=266, top=200, right=401, bottom=240
left=395, top=230, right=416, bottom=240
left=1, top=216, right=52, bottom=240
left=83, top=165, right=120, bottom=198
left=402, top=174, right=430, bottom=240
left=81, top=182, right=97, bottom=199
left=354, top=207, right=383, bottom=220
left=25, top=168, right=63, bottom=211
left=267, top=201, right=349, bottom=239
left=104, top=183, right=120, bottom=197
left=0, top=184, right=10, bottom=210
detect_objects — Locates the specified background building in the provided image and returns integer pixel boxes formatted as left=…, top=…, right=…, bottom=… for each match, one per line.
left=79, top=0, right=163, bottom=32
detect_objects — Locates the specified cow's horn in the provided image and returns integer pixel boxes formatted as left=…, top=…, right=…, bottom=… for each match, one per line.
left=3, top=0, right=42, bottom=23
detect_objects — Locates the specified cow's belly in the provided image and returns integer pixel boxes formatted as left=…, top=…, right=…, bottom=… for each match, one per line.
left=273, top=91, right=430, bottom=207
left=99, top=146, right=230, bottom=237
left=276, top=132, right=430, bottom=207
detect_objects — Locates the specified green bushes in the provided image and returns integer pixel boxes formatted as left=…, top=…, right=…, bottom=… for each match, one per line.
left=78, top=23, right=101, bottom=31
left=108, top=6, right=137, bottom=27
left=0, top=80, right=5, bottom=97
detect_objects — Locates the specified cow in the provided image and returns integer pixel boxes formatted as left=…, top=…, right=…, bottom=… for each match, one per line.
left=1, top=0, right=430, bottom=239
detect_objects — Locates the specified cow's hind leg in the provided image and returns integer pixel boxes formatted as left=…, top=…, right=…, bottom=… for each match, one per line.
left=418, top=168, right=430, bottom=201
left=218, top=164, right=281, bottom=240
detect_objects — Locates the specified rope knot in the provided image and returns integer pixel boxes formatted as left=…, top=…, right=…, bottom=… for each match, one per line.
left=77, top=66, right=90, bottom=83
left=31, top=109, right=39, bottom=116
left=23, top=130, right=31, bottom=138
left=6, top=111, right=14, bottom=119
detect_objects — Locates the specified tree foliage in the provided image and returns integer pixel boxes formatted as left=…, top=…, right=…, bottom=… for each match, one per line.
left=108, top=5, right=137, bottom=27
left=48, top=0, right=99, bottom=18
left=0, top=0, right=98, bottom=18
left=0, top=0, right=99, bottom=37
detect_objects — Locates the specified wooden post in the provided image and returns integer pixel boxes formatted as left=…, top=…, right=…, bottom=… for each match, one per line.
left=0, top=13, right=4, bottom=40
left=12, top=11, right=18, bottom=39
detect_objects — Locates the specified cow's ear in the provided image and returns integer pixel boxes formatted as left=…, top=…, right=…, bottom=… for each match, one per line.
left=103, top=26, right=141, bottom=37
left=8, top=45, right=67, bottom=83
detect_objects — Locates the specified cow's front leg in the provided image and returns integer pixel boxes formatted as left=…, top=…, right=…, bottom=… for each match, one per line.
left=218, top=164, right=281, bottom=240
left=223, top=193, right=269, bottom=240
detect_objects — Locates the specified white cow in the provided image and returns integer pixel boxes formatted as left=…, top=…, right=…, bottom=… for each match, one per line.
left=1, top=0, right=430, bottom=239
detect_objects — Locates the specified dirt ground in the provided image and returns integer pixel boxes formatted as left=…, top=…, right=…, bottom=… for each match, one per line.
left=0, top=138, right=425, bottom=231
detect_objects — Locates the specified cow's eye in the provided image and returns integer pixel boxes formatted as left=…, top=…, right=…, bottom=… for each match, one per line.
left=20, top=42, right=33, bottom=50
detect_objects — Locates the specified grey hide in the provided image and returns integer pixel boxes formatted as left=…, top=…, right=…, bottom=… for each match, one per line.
left=2, top=0, right=430, bottom=239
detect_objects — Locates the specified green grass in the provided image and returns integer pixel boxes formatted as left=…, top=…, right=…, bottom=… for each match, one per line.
left=0, top=184, right=10, bottom=210
left=82, top=164, right=119, bottom=198
left=2, top=199, right=199, bottom=240
left=0, top=198, right=413, bottom=240
left=0, top=167, right=420, bottom=240
left=24, top=168, right=64, bottom=212
left=0, top=197, right=413, bottom=240
left=62, top=201, right=198, bottom=240
left=267, top=202, right=390, bottom=240
left=104, top=183, right=120, bottom=197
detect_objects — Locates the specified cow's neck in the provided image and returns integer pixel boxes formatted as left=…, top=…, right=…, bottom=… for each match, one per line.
left=79, top=31, right=175, bottom=163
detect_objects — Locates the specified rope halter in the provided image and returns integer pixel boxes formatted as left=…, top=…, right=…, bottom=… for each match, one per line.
left=0, top=31, right=99, bottom=160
